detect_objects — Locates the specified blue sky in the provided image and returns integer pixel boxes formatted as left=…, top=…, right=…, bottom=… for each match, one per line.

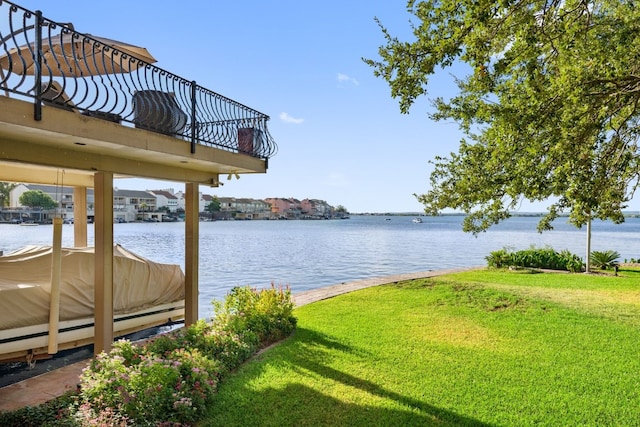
left=16, top=1, right=633, bottom=214
left=11, top=0, right=464, bottom=213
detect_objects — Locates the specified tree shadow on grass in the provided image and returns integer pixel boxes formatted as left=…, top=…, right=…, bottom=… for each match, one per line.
left=206, top=328, right=493, bottom=427
left=208, top=382, right=487, bottom=427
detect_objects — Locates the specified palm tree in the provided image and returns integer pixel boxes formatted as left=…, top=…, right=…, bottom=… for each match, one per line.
left=0, top=182, right=16, bottom=208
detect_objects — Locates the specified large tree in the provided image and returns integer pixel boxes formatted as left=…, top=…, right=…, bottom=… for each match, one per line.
left=206, top=196, right=221, bottom=213
left=365, top=0, right=640, bottom=241
left=19, top=190, right=58, bottom=209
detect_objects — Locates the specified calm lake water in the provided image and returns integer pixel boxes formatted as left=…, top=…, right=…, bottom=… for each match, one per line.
left=2, top=215, right=640, bottom=318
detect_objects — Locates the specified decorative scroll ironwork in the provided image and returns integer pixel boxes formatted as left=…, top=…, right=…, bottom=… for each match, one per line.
left=0, top=0, right=277, bottom=159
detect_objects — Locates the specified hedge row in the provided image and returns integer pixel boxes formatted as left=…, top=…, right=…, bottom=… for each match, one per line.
left=486, top=247, right=583, bottom=272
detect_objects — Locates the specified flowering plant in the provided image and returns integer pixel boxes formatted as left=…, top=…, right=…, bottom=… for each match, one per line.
left=72, top=283, right=295, bottom=426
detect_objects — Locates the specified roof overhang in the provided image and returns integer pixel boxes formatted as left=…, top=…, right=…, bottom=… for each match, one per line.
left=0, top=95, right=266, bottom=187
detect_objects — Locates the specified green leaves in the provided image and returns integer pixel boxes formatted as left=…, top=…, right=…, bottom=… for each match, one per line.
left=367, top=0, right=640, bottom=232
left=65, top=284, right=297, bottom=425
left=18, top=189, right=58, bottom=210
left=590, top=250, right=621, bottom=270
left=486, top=246, right=584, bottom=272
left=0, top=182, right=15, bottom=207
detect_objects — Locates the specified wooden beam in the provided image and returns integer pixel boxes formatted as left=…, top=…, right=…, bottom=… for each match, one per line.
left=0, top=162, right=95, bottom=187
left=0, top=142, right=237, bottom=183
left=73, top=187, right=88, bottom=247
left=94, top=172, right=114, bottom=355
left=184, top=182, right=199, bottom=325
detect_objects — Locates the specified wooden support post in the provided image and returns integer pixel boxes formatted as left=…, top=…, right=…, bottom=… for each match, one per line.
left=48, top=217, right=63, bottom=354
left=73, top=186, right=88, bottom=247
left=94, top=172, right=114, bottom=355
left=184, top=182, right=199, bottom=325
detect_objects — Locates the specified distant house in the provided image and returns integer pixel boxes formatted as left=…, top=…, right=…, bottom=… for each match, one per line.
left=10, top=183, right=95, bottom=222
left=114, top=189, right=157, bottom=222
left=10, top=184, right=175, bottom=223
left=8, top=184, right=339, bottom=223
left=201, top=193, right=215, bottom=209
left=149, top=189, right=179, bottom=213
left=301, top=198, right=333, bottom=219
left=265, top=197, right=302, bottom=219
left=174, top=190, right=210, bottom=213
left=218, top=197, right=271, bottom=220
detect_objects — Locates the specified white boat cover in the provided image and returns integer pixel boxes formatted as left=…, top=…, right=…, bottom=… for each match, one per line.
left=0, top=245, right=185, bottom=330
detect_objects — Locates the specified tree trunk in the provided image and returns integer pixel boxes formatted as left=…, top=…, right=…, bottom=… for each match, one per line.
left=585, top=217, right=591, bottom=273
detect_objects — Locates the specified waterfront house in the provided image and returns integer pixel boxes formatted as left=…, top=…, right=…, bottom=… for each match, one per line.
left=0, top=1, right=276, bottom=358
left=301, top=198, right=333, bottom=219
left=8, top=184, right=181, bottom=223
left=150, top=189, right=179, bottom=213
left=175, top=190, right=211, bottom=213
left=218, top=197, right=271, bottom=220
left=10, top=183, right=95, bottom=222
left=114, top=189, right=158, bottom=222
left=265, top=197, right=303, bottom=219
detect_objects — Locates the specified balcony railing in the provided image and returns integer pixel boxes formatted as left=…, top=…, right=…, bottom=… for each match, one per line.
left=0, top=1, right=277, bottom=159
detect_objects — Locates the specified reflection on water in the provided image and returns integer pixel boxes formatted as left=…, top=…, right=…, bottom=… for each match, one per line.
left=2, top=215, right=640, bottom=317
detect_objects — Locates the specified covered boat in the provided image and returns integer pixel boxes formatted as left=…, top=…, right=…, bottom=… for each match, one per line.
left=0, top=245, right=185, bottom=363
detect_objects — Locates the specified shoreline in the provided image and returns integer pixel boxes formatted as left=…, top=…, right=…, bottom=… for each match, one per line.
left=0, top=267, right=480, bottom=412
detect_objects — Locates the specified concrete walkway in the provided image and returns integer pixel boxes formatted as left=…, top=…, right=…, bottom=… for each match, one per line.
left=293, top=267, right=477, bottom=307
left=0, top=267, right=477, bottom=412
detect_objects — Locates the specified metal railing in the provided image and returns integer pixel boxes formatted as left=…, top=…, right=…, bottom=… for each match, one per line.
left=0, top=0, right=277, bottom=159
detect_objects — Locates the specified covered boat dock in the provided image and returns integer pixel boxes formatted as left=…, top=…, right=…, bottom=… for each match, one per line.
left=0, top=1, right=276, bottom=361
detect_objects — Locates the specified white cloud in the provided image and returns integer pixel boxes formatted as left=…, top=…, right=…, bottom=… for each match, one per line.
left=279, top=112, right=304, bottom=124
left=337, top=73, right=359, bottom=86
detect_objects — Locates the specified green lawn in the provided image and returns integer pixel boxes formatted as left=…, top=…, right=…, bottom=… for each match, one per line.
left=202, top=269, right=640, bottom=426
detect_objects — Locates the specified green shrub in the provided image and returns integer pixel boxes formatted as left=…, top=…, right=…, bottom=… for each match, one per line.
left=144, top=320, right=254, bottom=375
left=485, top=249, right=511, bottom=268
left=560, top=250, right=584, bottom=273
left=590, top=250, right=620, bottom=270
left=0, top=283, right=298, bottom=426
left=486, top=246, right=583, bottom=272
left=212, top=283, right=297, bottom=345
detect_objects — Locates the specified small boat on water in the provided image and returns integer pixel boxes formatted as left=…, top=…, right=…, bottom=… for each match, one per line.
left=0, top=245, right=185, bottom=363
left=412, top=217, right=423, bottom=223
